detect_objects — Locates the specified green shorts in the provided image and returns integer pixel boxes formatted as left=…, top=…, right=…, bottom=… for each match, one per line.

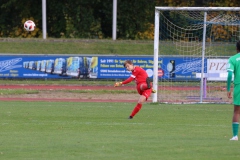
left=234, top=84, right=240, bottom=105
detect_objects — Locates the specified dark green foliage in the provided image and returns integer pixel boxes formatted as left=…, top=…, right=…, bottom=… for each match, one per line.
left=0, top=0, right=235, bottom=39
left=117, top=0, right=154, bottom=39
left=47, top=0, right=67, bottom=38
left=0, top=0, right=41, bottom=37
left=0, top=0, right=157, bottom=38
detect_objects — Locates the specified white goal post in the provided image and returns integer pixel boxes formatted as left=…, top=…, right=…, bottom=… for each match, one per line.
left=153, top=7, right=240, bottom=103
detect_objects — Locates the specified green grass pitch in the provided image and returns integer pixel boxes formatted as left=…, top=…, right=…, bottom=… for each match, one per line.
left=0, top=101, right=239, bottom=160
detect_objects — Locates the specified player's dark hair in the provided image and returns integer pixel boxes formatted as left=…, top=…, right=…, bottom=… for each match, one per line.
left=123, top=60, right=133, bottom=67
left=237, top=40, right=240, bottom=52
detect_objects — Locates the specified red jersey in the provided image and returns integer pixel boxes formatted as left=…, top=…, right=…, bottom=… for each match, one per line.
left=122, top=66, right=148, bottom=85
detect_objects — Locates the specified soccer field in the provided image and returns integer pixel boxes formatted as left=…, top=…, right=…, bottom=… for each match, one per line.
left=0, top=101, right=239, bottom=160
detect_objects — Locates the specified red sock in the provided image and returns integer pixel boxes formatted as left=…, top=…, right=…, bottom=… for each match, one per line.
left=130, top=103, right=142, bottom=117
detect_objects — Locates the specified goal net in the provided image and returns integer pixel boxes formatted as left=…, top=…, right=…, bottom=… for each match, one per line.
left=153, top=7, right=240, bottom=104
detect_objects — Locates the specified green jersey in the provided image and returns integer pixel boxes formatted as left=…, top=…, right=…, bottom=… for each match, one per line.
left=227, top=53, right=240, bottom=85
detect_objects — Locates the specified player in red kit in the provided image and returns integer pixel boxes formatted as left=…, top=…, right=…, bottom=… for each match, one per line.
left=114, top=60, right=156, bottom=119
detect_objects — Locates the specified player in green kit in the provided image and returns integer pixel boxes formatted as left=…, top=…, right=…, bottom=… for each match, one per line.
left=227, top=40, right=240, bottom=141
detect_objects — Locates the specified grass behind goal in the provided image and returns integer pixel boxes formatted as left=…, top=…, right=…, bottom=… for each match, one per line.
left=0, top=101, right=239, bottom=160
left=0, top=38, right=236, bottom=56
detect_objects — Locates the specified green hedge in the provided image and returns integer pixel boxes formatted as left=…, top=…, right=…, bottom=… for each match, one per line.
left=0, top=0, right=238, bottom=39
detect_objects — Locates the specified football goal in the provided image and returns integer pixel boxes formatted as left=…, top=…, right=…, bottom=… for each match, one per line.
left=153, top=7, right=240, bottom=103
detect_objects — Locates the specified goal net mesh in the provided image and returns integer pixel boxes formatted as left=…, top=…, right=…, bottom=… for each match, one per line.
left=157, top=10, right=240, bottom=103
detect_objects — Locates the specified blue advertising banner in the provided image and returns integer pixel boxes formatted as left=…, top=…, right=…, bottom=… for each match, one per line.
left=96, top=57, right=159, bottom=79
left=0, top=55, right=206, bottom=80
left=0, top=55, right=89, bottom=79
left=97, top=56, right=205, bottom=80
left=160, top=57, right=205, bottom=79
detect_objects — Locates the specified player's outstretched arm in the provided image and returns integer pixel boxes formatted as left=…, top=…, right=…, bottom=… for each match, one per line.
left=114, top=76, right=134, bottom=87
left=122, top=77, right=134, bottom=84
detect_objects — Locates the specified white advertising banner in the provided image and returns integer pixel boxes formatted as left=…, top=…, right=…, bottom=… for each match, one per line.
left=207, top=59, right=228, bottom=81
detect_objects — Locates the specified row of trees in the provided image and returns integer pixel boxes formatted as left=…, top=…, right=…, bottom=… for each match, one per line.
left=0, top=0, right=239, bottom=39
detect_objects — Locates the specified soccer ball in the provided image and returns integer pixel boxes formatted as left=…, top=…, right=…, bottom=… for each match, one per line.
left=24, top=20, right=35, bottom=31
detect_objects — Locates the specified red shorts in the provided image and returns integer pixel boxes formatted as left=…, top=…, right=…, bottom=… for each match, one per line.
left=136, top=83, right=152, bottom=100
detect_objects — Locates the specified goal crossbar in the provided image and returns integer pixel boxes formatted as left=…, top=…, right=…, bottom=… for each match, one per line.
left=155, top=7, right=240, bottom=11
